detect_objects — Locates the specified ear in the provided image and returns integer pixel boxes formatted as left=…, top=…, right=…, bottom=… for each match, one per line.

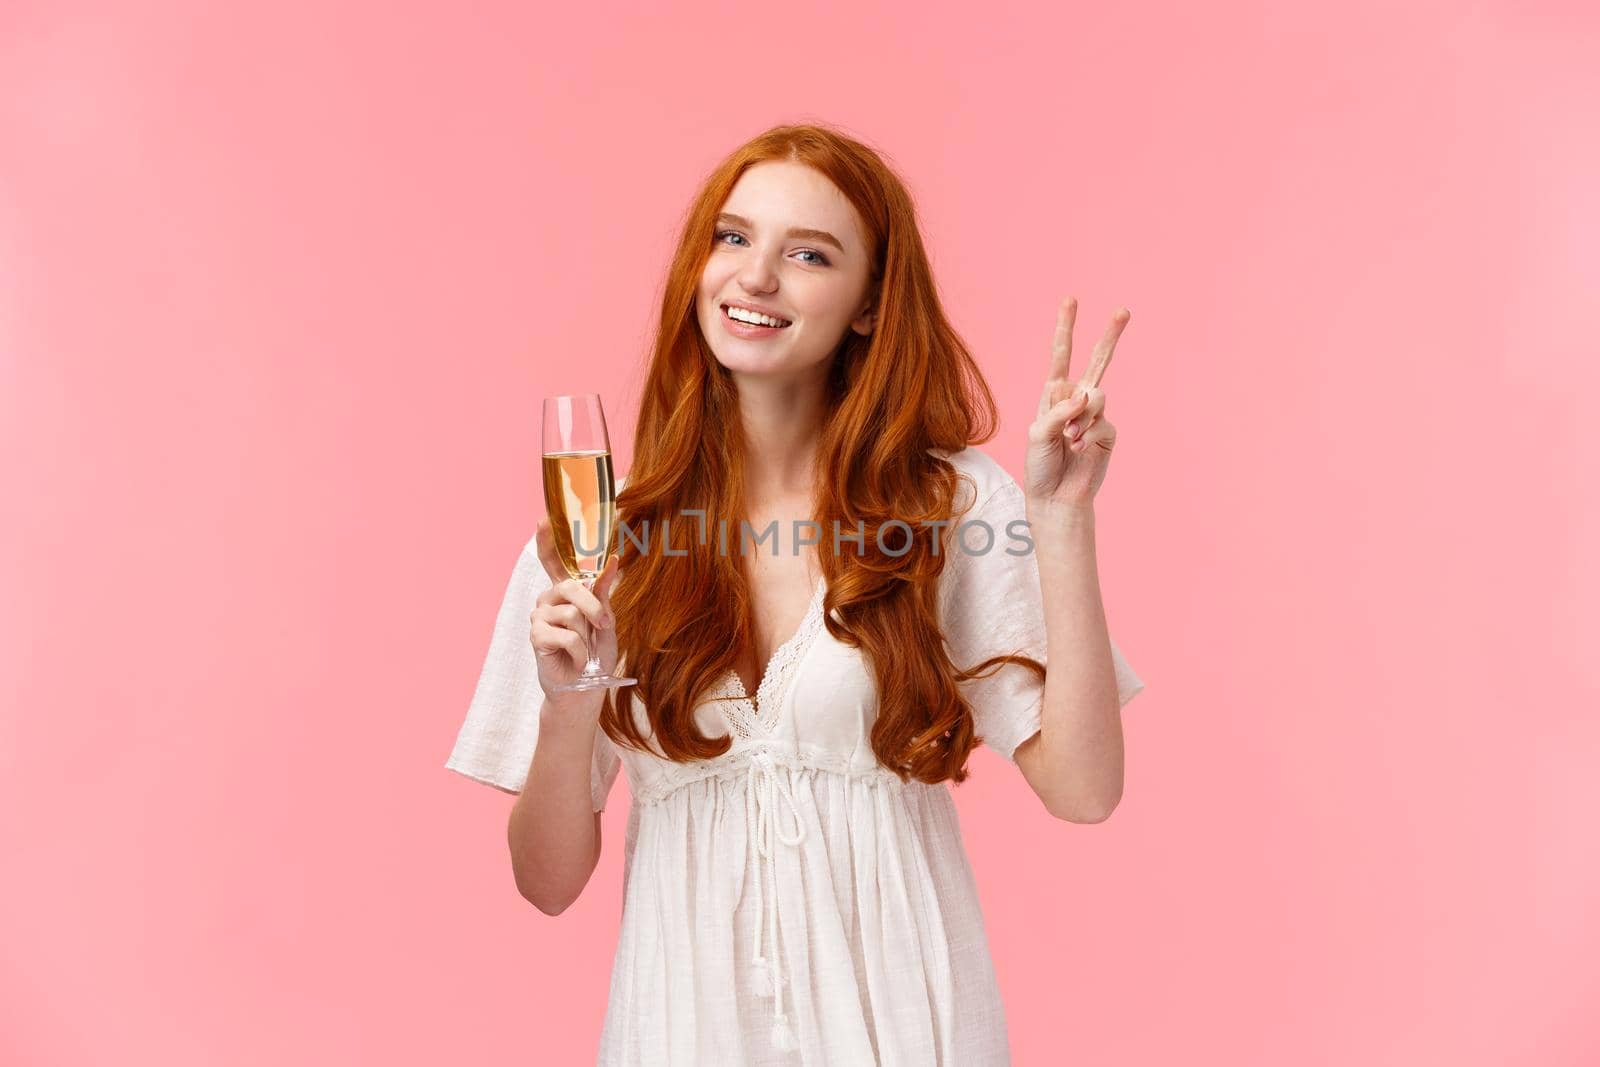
left=849, top=292, right=878, bottom=337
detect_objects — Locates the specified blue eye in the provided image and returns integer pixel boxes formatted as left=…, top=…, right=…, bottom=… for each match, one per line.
left=714, top=230, right=829, bottom=266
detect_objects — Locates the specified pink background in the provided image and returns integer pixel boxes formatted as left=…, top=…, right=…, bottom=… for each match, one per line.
left=4, top=1, right=1597, bottom=1063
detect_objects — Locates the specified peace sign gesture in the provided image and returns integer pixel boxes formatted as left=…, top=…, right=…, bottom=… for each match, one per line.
left=1024, top=297, right=1131, bottom=509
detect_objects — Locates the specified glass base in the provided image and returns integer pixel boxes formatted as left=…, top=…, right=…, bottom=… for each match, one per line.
left=549, top=673, right=638, bottom=693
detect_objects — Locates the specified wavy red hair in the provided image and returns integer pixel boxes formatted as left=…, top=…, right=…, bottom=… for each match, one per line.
left=602, top=123, right=1044, bottom=785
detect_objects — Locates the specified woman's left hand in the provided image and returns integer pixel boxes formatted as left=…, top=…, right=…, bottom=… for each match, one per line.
left=1024, top=297, right=1130, bottom=509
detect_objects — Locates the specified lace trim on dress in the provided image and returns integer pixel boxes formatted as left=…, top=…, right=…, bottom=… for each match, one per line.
left=722, top=576, right=827, bottom=741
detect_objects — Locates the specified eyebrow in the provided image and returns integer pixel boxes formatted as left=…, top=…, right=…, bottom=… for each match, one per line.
left=715, top=213, right=846, bottom=255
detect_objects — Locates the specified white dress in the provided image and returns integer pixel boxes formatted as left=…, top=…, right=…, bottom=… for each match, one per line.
left=447, top=445, right=1145, bottom=1065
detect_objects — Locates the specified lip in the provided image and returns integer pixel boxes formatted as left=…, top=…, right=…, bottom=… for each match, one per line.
left=721, top=300, right=794, bottom=325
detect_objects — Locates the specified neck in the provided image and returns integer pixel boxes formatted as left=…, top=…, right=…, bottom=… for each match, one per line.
left=733, top=367, right=829, bottom=506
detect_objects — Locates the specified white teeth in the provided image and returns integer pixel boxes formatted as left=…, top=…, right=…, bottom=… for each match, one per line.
left=726, top=306, right=790, bottom=328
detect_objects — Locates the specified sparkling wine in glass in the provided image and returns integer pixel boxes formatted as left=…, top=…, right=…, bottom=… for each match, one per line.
left=541, top=394, right=636, bottom=692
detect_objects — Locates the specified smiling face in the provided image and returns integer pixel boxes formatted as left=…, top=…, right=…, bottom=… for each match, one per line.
left=695, top=160, right=878, bottom=379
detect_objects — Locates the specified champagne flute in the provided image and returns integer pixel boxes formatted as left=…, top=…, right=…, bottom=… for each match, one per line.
left=541, top=394, right=637, bottom=691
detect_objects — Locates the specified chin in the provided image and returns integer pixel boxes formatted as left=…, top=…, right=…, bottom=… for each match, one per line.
left=709, top=347, right=795, bottom=376
left=723, top=347, right=837, bottom=381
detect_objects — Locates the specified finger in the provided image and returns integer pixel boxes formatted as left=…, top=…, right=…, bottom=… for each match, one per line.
left=542, top=602, right=590, bottom=633
left=1070, top=384, right=1107, bottom=422
left=1069, top=419, right=1116, bottom=453
left=1080, top=307, right=1130, bottom=391
left=532, top=618, right=588, bottom=663
left=1039, top=377, right=1076, bottom=419
left=593, top=554, right=621, bottom=620
left=553, top=576, right=608, bottom=630
left=533, top=517, right=574, bottom=586
left=1036, top=381, right=1055, bottom=420
left=1064, top=391, right=1106, bottom=440
left=1046, top=296, right=1078, bottom=395
left=1036, top=388, right=1091, bottom=438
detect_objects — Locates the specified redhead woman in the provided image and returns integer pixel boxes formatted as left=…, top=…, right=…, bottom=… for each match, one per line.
left=447, top=123, right=1145, bottom=1065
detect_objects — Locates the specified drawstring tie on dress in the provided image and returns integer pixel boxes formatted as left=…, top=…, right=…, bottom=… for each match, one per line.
left=745, top=749, right=807, bottom=1052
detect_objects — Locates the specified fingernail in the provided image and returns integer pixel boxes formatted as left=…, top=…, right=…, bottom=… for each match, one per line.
left=1066, top=422, right=1079, bottom=439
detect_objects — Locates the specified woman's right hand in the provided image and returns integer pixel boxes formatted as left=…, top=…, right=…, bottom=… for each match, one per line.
left=529, top=516, right=623, bottom=711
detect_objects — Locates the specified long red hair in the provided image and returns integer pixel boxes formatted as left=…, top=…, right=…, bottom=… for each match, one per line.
left=603, top=123, right=1044, bottom=785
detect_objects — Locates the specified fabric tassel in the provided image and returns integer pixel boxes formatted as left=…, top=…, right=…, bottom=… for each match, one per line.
left=770, top=1012, right=797, bottom=1052
left=750, top=956, right=773, bottom=997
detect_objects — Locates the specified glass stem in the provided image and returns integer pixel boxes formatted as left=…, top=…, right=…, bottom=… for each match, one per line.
left=580, top=575, right=603, bottom=678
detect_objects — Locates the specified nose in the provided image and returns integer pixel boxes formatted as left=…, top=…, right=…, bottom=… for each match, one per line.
left=736, top=250, right=779, bottom=295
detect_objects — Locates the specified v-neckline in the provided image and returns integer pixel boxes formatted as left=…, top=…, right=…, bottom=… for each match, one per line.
left=727, top=575, right=826, bottom=715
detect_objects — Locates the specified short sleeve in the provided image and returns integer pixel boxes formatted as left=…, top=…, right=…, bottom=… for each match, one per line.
left=444, top=536, right=623, bottom=812
left=939, top=477, right=1146, bottom=765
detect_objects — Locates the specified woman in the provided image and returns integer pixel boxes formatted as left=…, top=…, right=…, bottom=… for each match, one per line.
left=447, top=123, right=1146, bottom=1064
